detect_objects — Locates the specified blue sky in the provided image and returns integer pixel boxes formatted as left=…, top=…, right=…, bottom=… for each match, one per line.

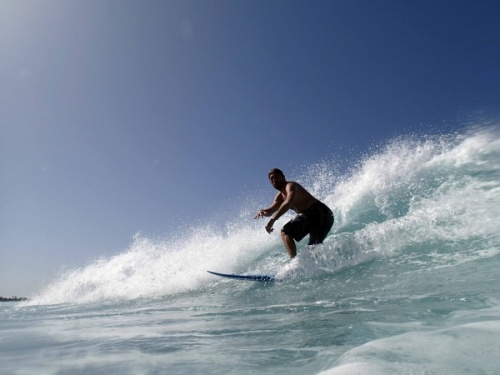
left=1, top=0, right=499, bottom=296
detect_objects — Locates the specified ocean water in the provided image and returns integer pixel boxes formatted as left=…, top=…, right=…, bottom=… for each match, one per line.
left=2, top=127, right=500, bottom=374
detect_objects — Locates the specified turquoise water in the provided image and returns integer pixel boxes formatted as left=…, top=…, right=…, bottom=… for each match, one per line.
left=2, top=127, right=500, bottom=374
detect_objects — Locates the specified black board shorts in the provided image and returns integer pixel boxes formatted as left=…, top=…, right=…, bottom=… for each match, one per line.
left=282, top=202, right=334, bottom=245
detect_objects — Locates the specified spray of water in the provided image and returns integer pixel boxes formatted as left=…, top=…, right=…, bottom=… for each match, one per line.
left=28, top=126, right=500, bottom=305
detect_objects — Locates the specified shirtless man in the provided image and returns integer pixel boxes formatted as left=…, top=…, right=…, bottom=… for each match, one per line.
left=255, top=168, right=334, bottom=258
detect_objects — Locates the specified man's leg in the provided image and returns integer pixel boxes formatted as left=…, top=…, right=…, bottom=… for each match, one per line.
left=281, top=230, right=297, bottom=258
left=308, top=206, right=334, bottom=246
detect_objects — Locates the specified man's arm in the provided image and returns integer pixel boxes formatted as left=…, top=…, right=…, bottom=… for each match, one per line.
left=264, top=183, right=297, bottom=233
left=271, top=183, right=297, bottom=221
left=254, top=193, right=283, bottom=219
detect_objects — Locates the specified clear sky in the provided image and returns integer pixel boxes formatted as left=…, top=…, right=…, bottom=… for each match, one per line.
left=1, top=0, right=499, bottom=296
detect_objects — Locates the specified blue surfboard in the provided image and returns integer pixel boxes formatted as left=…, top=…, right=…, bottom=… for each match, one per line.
left=207, top=270, right=275, bottom=282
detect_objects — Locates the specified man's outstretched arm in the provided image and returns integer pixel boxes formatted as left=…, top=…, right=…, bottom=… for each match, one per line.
left=264, top=184, right=297, bottom=233
left=254, top=193, right=283, bottom=219
left=270, top=184, right=297, bottom=221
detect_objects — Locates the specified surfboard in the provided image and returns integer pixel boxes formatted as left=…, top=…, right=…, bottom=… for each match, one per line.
left=207, top=270, right=275, bottom=282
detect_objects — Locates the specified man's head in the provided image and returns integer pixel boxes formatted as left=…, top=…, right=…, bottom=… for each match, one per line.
left=268, top=168, right=286, bottom=190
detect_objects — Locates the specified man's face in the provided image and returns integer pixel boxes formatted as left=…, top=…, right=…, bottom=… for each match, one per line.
left=269, top=172, right=286, bottom=190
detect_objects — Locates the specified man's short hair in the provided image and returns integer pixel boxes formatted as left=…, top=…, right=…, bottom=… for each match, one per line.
left=268, top=168, right=285, bottom=179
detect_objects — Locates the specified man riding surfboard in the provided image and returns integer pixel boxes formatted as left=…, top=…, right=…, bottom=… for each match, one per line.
left=255, top=168, right=334, bottom=258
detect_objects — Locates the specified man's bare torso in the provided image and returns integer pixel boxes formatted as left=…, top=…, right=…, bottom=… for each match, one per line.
left=276, top=181, right=319, bottom=213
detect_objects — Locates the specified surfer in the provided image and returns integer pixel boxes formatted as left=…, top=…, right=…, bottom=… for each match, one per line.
left=255, top=168, right=334, bottom=258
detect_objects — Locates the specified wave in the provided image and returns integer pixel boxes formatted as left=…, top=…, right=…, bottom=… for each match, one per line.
left=27, top=126, right=500, bottom=305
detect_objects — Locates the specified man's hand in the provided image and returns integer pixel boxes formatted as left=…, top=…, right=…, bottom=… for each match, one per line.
left=265, top=218, right=275, bottom=234
left=255, top=210, right=276, bottom=234
left=254, top=209, right=269, bottom=219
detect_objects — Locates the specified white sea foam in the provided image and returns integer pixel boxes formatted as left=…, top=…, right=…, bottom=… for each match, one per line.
left=28, top=226, right=275, bottom=305
left=28, top=127, right=500, bottom=305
